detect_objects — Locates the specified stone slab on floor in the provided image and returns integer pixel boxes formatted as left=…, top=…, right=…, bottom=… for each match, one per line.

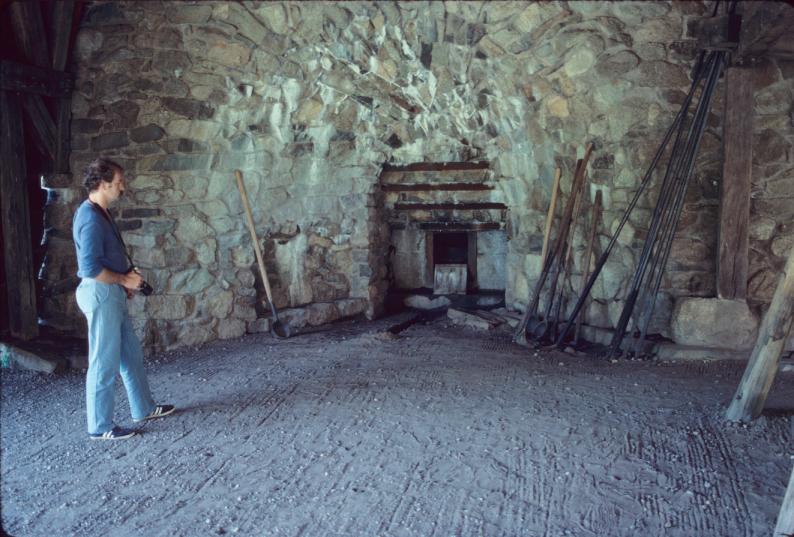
left=654, top=342, right=749, bottom=361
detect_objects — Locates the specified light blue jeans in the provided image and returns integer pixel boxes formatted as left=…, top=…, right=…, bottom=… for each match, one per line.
left=76, top=279, right=155, bottom=434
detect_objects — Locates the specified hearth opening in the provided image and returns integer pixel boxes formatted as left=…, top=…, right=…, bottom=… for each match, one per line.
left=433, top=232, right=468, bottom=265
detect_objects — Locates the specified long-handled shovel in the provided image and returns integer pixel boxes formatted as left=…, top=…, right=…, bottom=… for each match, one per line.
left=234, top=170, right=291, bottom=339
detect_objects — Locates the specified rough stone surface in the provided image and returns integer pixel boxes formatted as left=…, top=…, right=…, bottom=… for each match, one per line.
left=404, top=295, right=452, bottom=310
left=2, top=317, right=791, bottom=536
left=670, top=298, right=760, bottom=350
left=447, top=308, right=496, bottom=330
left=39, top=1, right=794, bottom=353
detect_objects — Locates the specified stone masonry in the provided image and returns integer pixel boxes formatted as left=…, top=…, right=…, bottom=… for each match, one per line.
left=37, top=1, right=793, bottom=354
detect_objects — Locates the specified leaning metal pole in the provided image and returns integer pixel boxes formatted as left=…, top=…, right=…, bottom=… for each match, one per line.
left=553, top=51, right=710, bottom=348
left=630, top=51, right=727, bottom=355
left=607, top=51, right=721, bottom=356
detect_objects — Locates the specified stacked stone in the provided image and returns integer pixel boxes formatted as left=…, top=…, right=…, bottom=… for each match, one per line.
left=39, top=1, right=791, bottom=353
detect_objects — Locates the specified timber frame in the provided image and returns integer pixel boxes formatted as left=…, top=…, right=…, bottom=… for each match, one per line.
left=0, top=1, right=83, bottom=340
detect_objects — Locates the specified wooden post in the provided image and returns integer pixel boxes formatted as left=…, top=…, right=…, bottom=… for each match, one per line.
left=0, top=90, right=39, bottom=340
left=52, top=0, right=75, bottom=174
left=8, top=1, right=51, bottom=69
left=51, top=0, right=76, bottom=72
left=775, top=465, right=794, bottom=537
left=726, top=244, right=794, bottom=422
left=575, top=190, right=602, bottom=344
left=717, top=67, right=753, bottom=299
left=540, top=167, right=561, bottom=267
left=23, top=94, right=56, bottom=160
left=55, top=96, right=71, bottom=173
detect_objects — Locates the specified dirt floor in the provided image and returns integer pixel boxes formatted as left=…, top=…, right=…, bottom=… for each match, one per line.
left=1, top=313, right=792, bottom=537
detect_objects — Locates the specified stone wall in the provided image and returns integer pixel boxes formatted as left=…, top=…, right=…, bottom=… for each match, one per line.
left=38, top=1, right=793, bottom=353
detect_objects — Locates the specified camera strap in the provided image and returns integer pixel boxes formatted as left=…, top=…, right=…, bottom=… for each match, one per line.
left=88, top=200, right=136, bottom=272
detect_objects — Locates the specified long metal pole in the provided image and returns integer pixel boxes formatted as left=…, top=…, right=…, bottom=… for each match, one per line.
left=632, top=52, right=726, bottom=354
left=554, top=51, right=710, bottom=347
left=607, top=52, right=718, bottom=356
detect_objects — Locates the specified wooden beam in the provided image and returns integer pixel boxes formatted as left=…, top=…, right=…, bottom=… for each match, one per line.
left=394, top=202, right=507, bottom=211
left=0, top=60, right=74, bottom=97
left=55, top=96, right=71, bottom=173
left=417, top=222, right=502, bottom=231
left=467, top=231, right=477, bottom=291
left=424, top=231, right=434, bottom=288
left=23, top=94, right=56, bottom=161
left=726, top=244, right=794, bottom=422
left=717, top=67, right=754, bottom=299
left=775, top=466, right=794, bottom=537
left=8, top=1, right=50, bottom=68
left=51, top=0, right=76, bottom=71
left=0, top=91, right=39, bottom=340
left=382, top=161, right=490, bottom=173
left=381, top=183, right=494, bottom=192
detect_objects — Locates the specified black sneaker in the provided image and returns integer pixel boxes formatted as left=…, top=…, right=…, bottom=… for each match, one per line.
left=135, top=404, right=175, bottom=422
left=89, top=426, right=137, bottom=440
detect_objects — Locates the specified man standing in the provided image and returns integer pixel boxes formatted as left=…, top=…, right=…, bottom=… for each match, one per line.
left=73, top=158, right=174, bottom=440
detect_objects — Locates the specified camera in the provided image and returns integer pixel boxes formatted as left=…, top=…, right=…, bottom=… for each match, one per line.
left=139, top=280, right=154, bottom=296
left=128, top=267, right=154, bottom=296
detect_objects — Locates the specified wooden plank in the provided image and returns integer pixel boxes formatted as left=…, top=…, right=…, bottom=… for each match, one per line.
left=51, top=0, right=76, bottom=71
left=425, top=232, right=434, bottom=287
left=514, top=143, right=594, bottom=346
left=717, top=67, right=754, bottom=299
left=23, top=94, right=56, bottom=161
left=575, top=190, right=603, bottom=344
left=0, top=60, right=74, bottom=97
left=55, top=96, right=71, bottom=173
left=417, top=222, right=502, bottom=231
left=381, top=183, right=494, bottom=192
left=540, top=167, right=561, bottom=267
left=9, top=1, right=50, bottom=68
left=382, top=161, right=490, bottom=173
left=394, top=202, right=507, bottom=211
left=774, top=466, right=794, bottom=537
left=726, top=244, right=794, bottom=422
left=0, top=91, right=39, bottom=340
left=467, top=232, right=477, bottom=291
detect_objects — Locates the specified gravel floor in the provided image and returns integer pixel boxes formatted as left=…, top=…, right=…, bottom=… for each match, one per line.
left=2, top=314, right=792, bottom=537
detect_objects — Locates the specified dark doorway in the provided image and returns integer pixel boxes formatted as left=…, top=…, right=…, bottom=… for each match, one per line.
left=433, top=232, right=468, bottom=264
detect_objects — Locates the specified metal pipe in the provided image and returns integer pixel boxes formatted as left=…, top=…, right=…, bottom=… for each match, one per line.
left=607, top=52, right=718, bottom=356
left=632, top=51, right=726, bottom=354
left=554, top=51, right=711, bottom=347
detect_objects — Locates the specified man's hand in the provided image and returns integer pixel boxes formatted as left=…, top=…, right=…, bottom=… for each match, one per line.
left=120, top=270, right=144, bottom=291
left=125, top=288, right=135, bottom=299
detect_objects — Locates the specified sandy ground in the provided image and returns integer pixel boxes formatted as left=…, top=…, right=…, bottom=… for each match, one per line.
left=1, top=314, right=792, bottom=537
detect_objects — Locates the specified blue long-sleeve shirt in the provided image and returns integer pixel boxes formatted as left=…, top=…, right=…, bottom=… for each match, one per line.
left=72, top=200, right=131, bottom=278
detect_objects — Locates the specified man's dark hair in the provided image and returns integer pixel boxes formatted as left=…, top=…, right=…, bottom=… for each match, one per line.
left=83, top=158, right=123, bottom=192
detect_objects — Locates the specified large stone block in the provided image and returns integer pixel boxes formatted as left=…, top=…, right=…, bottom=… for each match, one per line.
left=145, top=295, right=192, bottom=320
left=207, top=289, right=234, bottom=318
left=207, top=42, right=251, bottom=67
left=165, top=4, right=212, bottom=24
left=670, top=298, right=759, bottom=350
left=306, top=302, right=340, bottom=326
left=142, top=154, right=211, bottom=172
left=170, top=268, right=214, bottom=294
left=178, top=322, right=215, bottom=348
left=212, top=2, right=269, bottom=44
left=160, top=97, right=215, bottom=120
left=217, top=318, right=246, bottom=339
left=130, top=124, right=165, bottom=143
left=91, top=131, right=129, bottom=150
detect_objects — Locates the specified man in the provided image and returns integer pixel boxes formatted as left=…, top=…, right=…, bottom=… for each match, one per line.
left=73, top=158, right=174, bottom=440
